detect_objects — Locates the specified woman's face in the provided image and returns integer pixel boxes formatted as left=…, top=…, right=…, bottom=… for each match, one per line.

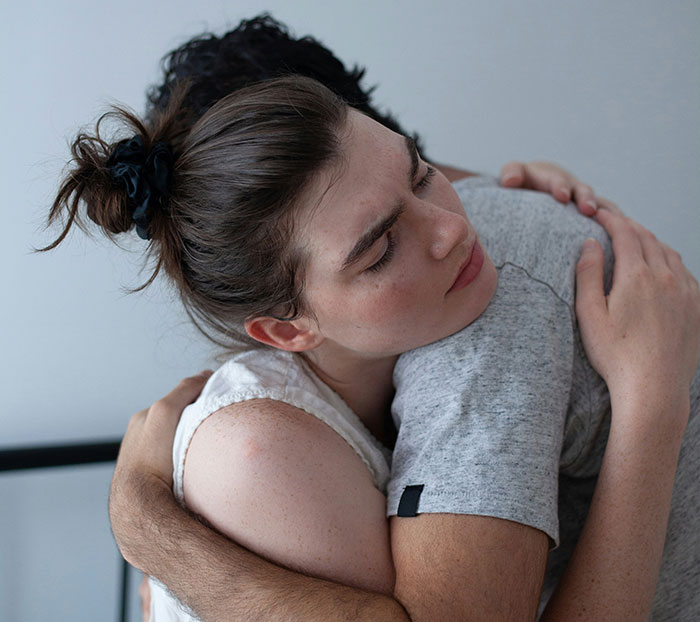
left=297, top=109, right=498, bottom=360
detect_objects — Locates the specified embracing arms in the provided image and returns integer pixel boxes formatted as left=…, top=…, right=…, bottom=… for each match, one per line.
left=111, top=380, right=548, bottom=621
left=111, top=380, right=407, bottom=621
left=110, top=196, right=699, bottom=621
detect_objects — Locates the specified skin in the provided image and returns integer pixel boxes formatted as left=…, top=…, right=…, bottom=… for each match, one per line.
left=108, top=112, right=700, bottom=619
left=114, top=203, right=700, bottom=621
left=246, top=110, right=498, bottom=439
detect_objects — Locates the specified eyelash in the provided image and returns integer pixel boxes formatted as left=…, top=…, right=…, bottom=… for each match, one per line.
left=414, top=165, right=436, bottom=191
left=367, top=231, right=396, bottom=273
left=366, top=166, right=436, bottom=273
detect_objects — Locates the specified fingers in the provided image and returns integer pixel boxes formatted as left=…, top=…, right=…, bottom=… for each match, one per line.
left=571, top=183, right=597, bottom=216
left=595, top=210, right=695, bottom=299
left=148, top=370, right=212, bottom=437
left=500, top=161, right=525, bottom=187
left=636, top=227, right=668, bottom=272
left=596, top=197, right=622, bottom=215
left=538, top=167, right=572, bottom=204
left=139, top=575, right=151, bottom=619
left=594, top=207, right=644, bottom=268
left=157, top=370, right=213, bottom=414
left=503, top=161, right=603, bottom=217
left=662, top=242, right=699, bottom=295
left=575, top=238, right=607, bottom=322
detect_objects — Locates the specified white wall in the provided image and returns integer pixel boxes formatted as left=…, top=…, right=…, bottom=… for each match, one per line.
left=2, top=1, right=698, bottom=619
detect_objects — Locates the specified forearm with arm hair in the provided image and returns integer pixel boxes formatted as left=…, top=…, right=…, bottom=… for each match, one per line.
left=541, top=393, right=688, bottom=620
left=111, top=473, right=408, bottom=621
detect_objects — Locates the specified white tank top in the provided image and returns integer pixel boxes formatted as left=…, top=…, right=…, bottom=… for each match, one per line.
left=150, top=347, right=391, bottom=621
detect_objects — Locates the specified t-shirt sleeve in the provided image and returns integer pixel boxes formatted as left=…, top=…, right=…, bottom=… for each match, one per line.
left=387, top=267, right=572, bottom=545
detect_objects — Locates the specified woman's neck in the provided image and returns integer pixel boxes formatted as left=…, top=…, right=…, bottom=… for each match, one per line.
left=302, top=348, right=398, bottom=445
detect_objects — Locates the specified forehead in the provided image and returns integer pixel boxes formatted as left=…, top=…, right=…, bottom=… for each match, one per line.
left=298, top=109, right=408, bottom=271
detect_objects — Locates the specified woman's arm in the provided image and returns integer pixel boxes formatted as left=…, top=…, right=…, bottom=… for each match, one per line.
left=542, top=208, right=700, bottom=619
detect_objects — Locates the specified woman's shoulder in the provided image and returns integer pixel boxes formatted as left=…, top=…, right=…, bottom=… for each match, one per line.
left=174, top=348, right=391, bottom=494
left=182, top=396, right=395, bottom=594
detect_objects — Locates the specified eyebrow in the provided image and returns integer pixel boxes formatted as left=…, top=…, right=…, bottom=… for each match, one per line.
left=404, top=135, right=420, bottom=186
left=340, top=136, right=418, bottom=271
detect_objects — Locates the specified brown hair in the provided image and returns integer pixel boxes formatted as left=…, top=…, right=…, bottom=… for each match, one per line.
left=44, top=76, right=348, bottom=350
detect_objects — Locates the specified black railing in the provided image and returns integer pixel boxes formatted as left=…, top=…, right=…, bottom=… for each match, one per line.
left=0, top=438, right=132, bottom=622
left=0, top=439, right=121, bottom=471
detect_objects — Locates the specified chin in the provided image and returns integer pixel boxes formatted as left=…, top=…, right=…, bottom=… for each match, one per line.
left=449, top=259, right=499, bottom=337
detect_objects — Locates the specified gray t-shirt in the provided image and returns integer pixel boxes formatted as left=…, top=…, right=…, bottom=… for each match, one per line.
left=385, top=176, right=700, bottom=617
left=386, top=175, right=614, bottom=545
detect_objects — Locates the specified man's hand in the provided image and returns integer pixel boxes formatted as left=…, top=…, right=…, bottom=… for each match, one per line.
left=109, top=370, right=211, bottom=565
left=500, top=161, right=606, bottom=216
left=139, top=575, right=151, bottom=622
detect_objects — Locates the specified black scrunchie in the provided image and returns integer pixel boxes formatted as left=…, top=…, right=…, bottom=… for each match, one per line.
left=106, top=135, right=173, bottom=240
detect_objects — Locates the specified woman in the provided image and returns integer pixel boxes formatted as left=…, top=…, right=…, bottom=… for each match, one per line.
left=48, top=77, right=699, bottom=619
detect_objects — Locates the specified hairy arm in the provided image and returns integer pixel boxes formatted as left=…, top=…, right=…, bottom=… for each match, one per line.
left=112, top=391, right=407, bottom=621
left=121, top=469, right=405, bottom=621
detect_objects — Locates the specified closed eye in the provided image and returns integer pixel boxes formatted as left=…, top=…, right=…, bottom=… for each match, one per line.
left=415, top=166, right=436, bottom=191
left=366, top=231, right=396, bottom=273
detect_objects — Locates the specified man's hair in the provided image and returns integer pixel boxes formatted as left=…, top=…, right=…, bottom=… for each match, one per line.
left=146, top=13, right=424, bottom=154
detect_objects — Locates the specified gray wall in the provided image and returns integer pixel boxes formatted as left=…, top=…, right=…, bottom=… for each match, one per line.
left=2, top=0, right=698, bottom=619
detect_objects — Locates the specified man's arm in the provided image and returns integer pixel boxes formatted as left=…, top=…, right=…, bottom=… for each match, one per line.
left=117, top=468, right=548, bottom=621
left=116, top=470, right=407, bottom=621
left=110, top=375, right=406, bottom=620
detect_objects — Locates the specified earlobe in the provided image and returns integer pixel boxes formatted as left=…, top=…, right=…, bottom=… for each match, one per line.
left=244, top=316, right=323, bottom=352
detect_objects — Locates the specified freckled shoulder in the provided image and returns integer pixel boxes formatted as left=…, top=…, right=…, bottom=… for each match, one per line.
left=182, top=398, right=395, bottom=594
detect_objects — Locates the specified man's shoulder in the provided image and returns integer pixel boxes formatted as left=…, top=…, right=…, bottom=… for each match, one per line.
left=454, top=177, right=611, bottom=305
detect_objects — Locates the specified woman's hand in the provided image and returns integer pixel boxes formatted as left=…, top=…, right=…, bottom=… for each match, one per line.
left=544, top=207, right=699, bottom=620
left=109, top=371, right=211, bottom=562
left=575, top=207, right=700, bottom=425
left=500, top=161, right=607, bottom=216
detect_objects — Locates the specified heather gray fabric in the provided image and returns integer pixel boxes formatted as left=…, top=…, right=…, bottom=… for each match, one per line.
left=387, top=176, right=700, bottom=618
left=387, top=176, right=614, bottom=541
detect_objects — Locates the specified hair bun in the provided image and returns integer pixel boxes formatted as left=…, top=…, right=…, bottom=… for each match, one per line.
left=107, top=135, right=173, bottom=240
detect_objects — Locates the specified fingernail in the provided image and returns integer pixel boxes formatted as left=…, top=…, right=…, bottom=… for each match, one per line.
left=585, top=199, right=597, bottom=211
left=502, top=174, right=519, bottom=185
left=582, top=238, right=597, bottom=252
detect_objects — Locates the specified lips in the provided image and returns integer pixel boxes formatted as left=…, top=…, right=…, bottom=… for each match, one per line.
left=447, top=240, right=484, bottom=294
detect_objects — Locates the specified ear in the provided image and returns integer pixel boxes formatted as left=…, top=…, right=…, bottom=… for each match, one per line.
left=244, top=316, right=324, bottom=352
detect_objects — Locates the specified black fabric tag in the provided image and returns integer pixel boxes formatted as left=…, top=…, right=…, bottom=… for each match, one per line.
left=397, top=484, right=424, bottom=517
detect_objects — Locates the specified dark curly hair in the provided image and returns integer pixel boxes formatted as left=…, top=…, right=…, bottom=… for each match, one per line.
left=146, top=13, right=424, bottom=154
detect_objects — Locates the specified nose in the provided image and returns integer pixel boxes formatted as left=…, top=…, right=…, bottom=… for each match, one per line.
left=426, top=204, right=469, bottom=260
